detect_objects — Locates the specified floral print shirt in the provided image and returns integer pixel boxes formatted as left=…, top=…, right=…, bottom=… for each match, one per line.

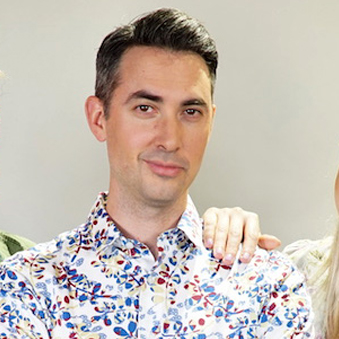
left=0, top=193, right=313, bottom=338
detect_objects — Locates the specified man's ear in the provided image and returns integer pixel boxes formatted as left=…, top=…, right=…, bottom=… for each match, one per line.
left=85, top=96, right=107, bottom=142
left=212, top=104, right=216, bottom=119
left=210, top=104, right=216, bottom=132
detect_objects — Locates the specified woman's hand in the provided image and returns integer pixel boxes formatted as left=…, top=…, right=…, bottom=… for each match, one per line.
left=202, top=207, right=281, bottom=265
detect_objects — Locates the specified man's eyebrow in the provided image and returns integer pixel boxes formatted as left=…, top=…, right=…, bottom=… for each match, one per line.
left=125, top=90, right=163, bottom=104
left=182, top=98, right=208, bottom=107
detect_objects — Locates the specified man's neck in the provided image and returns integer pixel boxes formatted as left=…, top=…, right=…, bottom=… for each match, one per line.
left=105, top=189, right=187, bottom=258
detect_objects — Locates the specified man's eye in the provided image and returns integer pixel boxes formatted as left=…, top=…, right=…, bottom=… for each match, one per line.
left=185, top=108, right=200, bottom=116
left=137, top=105, right=152, bottom=113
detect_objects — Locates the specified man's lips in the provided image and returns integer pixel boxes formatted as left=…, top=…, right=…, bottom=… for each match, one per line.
left=143, top=160, right=185, bottom=177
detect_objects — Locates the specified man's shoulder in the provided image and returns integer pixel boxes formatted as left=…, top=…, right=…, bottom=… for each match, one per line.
left=254, top=247, right=301, bottom=274
left=229, top=247, right=306, bottom=287
left=252, top=246, right=296, bottom=267
left=0, top=222, right=89, bottom=278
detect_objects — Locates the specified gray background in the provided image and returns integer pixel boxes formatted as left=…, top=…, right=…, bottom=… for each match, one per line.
left=1, top=0, right=339, bottom=247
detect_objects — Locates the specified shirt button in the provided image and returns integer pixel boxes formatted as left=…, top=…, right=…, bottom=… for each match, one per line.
left=147, top=273, right=158, bottom=286
left=126, top=242, right=134, bottom=249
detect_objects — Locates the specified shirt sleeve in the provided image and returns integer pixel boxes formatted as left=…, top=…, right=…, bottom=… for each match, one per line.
left=0, top=265, right=51, bottom=339
left=256, top=251, right=315, bottom=338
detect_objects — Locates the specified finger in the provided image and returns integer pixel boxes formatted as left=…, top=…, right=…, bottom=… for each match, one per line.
left=239, top=213, right=260, bottom=263
left=212, top=210, right=230, bottom=260
left=258, top=234, right=281, bottom=250
left=202, top=207, right=219, bottom=249
left=222, top=209, right=244, bottom=265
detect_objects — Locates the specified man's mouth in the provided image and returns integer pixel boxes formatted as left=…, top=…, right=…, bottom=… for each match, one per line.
left=143, top=160, right=184, bottom=177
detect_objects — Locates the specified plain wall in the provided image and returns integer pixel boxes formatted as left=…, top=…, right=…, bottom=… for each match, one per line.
left=1, top=0, right=339, bottom=247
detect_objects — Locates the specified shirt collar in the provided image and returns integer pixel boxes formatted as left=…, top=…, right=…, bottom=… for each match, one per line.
left=176, top=195, right=205, bottom=249
left=86, top=192, right=205, bottom=252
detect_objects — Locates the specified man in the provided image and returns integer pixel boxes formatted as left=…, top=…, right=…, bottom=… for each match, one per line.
left=0, top=8, right=313, bottom=338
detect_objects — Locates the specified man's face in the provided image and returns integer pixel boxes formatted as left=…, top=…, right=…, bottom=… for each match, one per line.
left=102, top=46, right=215, bottom=207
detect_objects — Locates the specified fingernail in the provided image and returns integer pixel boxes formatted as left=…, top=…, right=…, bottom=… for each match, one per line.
left=223, top=253, right=234, bottom=263
left=205, top=238, right=213, bottom=248
left=241, top=252, right=251, bottom=261
left=214, top=247, right=224, bottom=258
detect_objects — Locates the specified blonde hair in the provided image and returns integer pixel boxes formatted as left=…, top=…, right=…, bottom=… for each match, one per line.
left=324, top=224, right=339, bottom=338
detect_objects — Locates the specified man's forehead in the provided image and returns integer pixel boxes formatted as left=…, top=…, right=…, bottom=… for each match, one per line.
left=115, top=46, right=213, bottom=99
left=119, top=46, right=211, bottom=78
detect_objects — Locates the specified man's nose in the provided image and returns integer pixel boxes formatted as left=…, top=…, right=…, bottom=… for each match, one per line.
left=155, top=115, right=182, bottom=152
